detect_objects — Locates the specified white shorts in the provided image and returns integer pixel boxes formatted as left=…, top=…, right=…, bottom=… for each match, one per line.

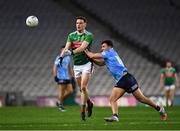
left=164, top=85, right=175, bottom=91
left=74, top=62, right=93, bottom=78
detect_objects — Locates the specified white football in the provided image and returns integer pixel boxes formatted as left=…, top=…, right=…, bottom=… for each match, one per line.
left=26, top=16, right=39, bottom=27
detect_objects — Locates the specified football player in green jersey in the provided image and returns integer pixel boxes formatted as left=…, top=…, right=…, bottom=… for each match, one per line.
left=160, top=60, right=179, bottom=106
left=61, top=16, right=93, bottom=120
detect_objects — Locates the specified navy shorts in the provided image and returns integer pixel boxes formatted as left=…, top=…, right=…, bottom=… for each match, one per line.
left=115, top=73, right=138, bottom=93
left=58, top=79, right=71, bottom=85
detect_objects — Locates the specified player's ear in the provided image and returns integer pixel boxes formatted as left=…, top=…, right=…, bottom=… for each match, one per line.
left=84, top=22, right=87, bottom=28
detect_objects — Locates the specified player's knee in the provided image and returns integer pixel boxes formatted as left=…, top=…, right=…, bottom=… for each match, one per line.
left=68, top=88, right=73, bottom=94
left=81, top=86, right=87, bottom=92
left=109, top=97, right=115, bottom=104
left=81, top=88, right=86, bottom=92
left=60, top=95, right=63, bottom=100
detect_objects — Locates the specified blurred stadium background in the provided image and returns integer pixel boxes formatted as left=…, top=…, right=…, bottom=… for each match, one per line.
left=0, top=0, right=180, bottom=107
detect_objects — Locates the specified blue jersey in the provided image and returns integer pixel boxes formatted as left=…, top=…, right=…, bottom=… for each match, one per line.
left=101, top=48, right=127, bottom=81
left=54, top=55, right=72, bottom=80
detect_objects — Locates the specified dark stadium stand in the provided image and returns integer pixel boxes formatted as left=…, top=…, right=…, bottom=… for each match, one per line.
left=0, top=0, right=75, bottom=101
left=0, top=0, right=179, bottom=103
left=72, top=0, right=180, bottom=66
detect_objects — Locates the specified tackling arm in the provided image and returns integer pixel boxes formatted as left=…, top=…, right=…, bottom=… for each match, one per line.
left=85, top=49, right=105, bottom=66
left=84, top=49, right=103, bottom=59
left=90, top=58, right=105, bottom=66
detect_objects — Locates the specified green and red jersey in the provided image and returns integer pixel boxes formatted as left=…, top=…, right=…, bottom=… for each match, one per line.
left=67, top=30, right=93, bottom=65
left=160, top=67, right=176, bottom=85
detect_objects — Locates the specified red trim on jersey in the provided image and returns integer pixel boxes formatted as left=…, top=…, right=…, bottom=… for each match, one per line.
left=71, top=42, right=82, bottom=48
left=164, top=73, right=174, bottom=77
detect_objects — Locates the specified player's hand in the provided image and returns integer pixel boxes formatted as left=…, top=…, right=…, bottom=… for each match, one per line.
left=64, top=49, right=74, bottom=56
left=54, top=76, right=59, bottom=83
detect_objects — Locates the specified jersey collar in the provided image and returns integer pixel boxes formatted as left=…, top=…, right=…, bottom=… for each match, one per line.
left=76, top=30, right=86, bottom=35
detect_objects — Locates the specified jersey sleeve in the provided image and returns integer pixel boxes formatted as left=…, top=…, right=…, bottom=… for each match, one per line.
left=54, top=56, right=60, bottom=65
left=67, top=34, right=73, bottom=43
left=101, top=51, right=108, bottom=59
left=160, top=69, right=165, bottom=74
left=173, top=68, right=176, bottom=73
left=84, top=34, right=93, bottom=44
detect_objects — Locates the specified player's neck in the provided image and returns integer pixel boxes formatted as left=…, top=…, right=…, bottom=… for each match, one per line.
left=77, top=30, right=86, bottom=35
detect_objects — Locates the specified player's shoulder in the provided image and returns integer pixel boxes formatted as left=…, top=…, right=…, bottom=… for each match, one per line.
left=170, top=67, right=175, bottom=70
left=170, top=67, right=176, bottom=72
left=69, top=31, right=77, bottom=36
left=54, top=55, right=60, bottom=64
left=160, top=68, right=165, bottom=73
left=55, top=55, right=60, bottom=60
left=101, top=49, right=111, bottom=57
left=161, top=67, right=166, bottom=72
left=85, top=30, right=93, bottom=36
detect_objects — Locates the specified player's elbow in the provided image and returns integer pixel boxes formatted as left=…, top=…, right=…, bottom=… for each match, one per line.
left=100, top=63, right=105, bottom=66
left=95, top=61, right=105, bottom=66
left=89, top=55, right=95, bottom=59
left=90, top=54, right=100, bottom=59
left=99, top=63, right=105, bottom=66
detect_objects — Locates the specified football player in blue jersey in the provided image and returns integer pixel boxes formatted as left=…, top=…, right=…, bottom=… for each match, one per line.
left=85, top=40, right=167, bottom=122
left=53, top=46, right=74, bottom=112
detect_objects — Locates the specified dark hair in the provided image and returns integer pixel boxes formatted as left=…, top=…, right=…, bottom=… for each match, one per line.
left=164, top=59, right=173, bottom=67
left=76, top=16, right=87, bottom=23
left=61, top=45, right=65, bottom=49
left=101, top=40, right=113, bottom=47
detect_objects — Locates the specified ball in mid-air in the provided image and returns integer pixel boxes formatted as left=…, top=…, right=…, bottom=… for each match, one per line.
left=26, top=16, right=39, bottom=27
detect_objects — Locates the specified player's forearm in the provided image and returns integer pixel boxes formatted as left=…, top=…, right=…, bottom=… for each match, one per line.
left=73, top=41, right=89, bottom=54
left=73, top=46, right=86, bottom=54
left=53, top=65, right=57, bottom=77
left=84, top=50, right=102, bottom=59
left=88, top=53, right=103, bottom=59
left=91, top=59, right=105, bottom=66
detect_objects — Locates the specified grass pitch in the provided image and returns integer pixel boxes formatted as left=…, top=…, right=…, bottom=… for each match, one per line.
left=0, top=106, right=179, bottom=130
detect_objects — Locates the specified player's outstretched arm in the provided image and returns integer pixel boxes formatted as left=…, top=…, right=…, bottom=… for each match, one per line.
left=84, top=49, right=103, bottom=59
left=91, top=59, right=105, bottom=66
left=85, top=49, right=105, bottom=66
